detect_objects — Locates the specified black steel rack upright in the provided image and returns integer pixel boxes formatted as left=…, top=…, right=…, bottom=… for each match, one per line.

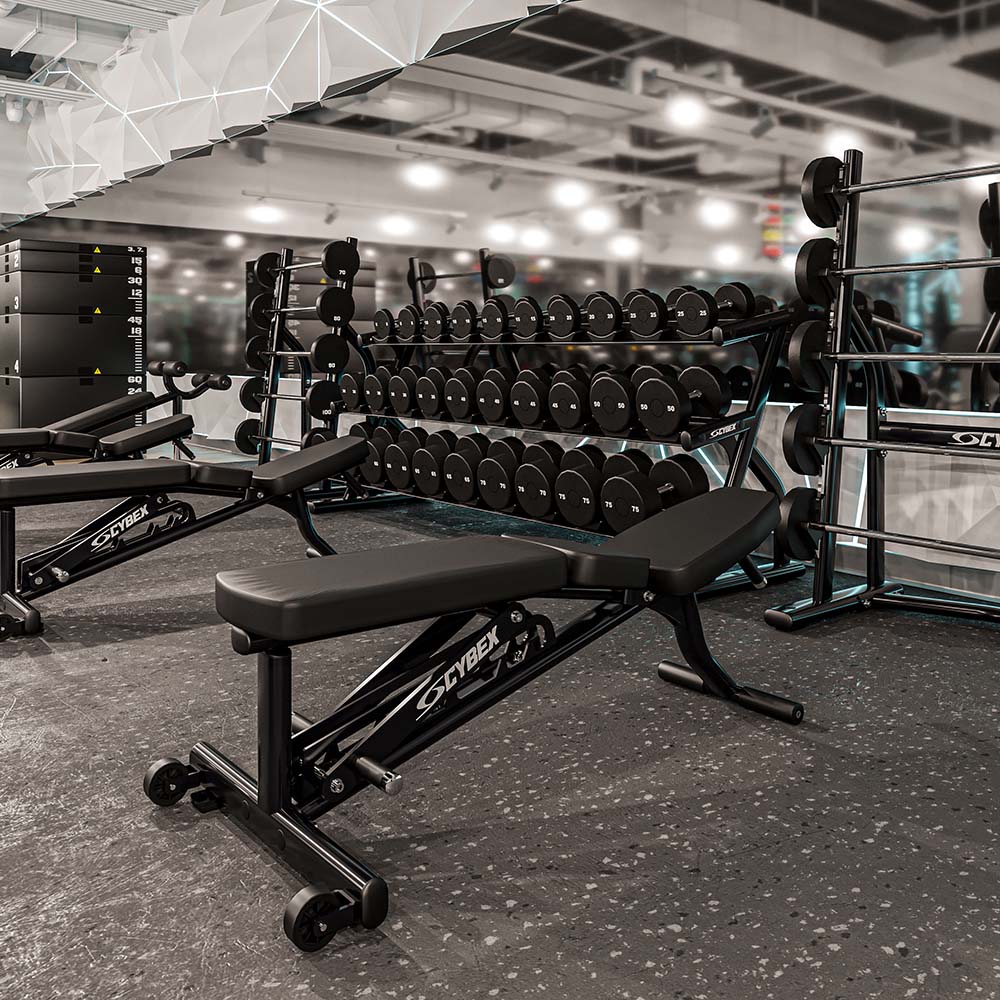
left=768, top=149, right=1000, bottom=629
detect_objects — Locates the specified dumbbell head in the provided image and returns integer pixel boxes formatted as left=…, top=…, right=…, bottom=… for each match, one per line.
left=451, top=300, right=479, bottom=342
left=423, top=302, right=451, bottom=342
left=363, top=364, right=395, bottom=412
left=361, top=424, right=399, bottom=484
left=509, top=364, right=558, bottom=428
left=444, top=368, right=480, bottom=421
left=442, top=433, right=490, bottom=503
left=476, top=437, right=526, bottom=510
left=339, top=371, right=364, bottom=412
left=626, top=290, right=667, bottom=340
left=514, top=441, right=565, bottom=519
left=383, top=427, right=430, bottom=490
left=476, top=367, right=515, bottom=424
left=414, top=366, right=453, bottom=418
left=561, top=444, right=606, bottom=472
left=603, top=448, right=653, bottom=480
left=589, top=370, right=641, bottom=435
left=727, top=365, right=755, bottom=400
left=511, top=297, right=545, bottom=341
left=635, top=371, right=691, bottom=439
left=548, top=366, right=593, bottom=431
left=554, top=464, right=604, bottom=529
left=586, top=292, right=624, bottom=341
left=372, top=308, right=395, bottom=342
left=387, top=366, right=420, bottom=415
left=679, top=365, right=733, bottom=418
left=546, top=294, right=582, bottom=341
left=673, top=289, right=719, bottom=339
left=480, top=298, right=510, bottom=341
left=601, top=455, right=710, bottom=533
left=412, top=430, right=459, bottom=496
left=716, top=282, right=757, bottom=321
left=397, top=304, right=422, bottom=343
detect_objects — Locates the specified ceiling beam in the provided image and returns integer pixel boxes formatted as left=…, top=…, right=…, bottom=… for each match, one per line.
left=885, top=24, right=1000, bottom=67
left=600, top=0, right=1000, bottom=132
left=0, top=75, right=92, bottom=101
left=15, top=0, right=171, bottom=31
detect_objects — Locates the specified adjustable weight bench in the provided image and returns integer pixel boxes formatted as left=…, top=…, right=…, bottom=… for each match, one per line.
left=145, top=486, right=804, bottom=952
left=0, top=436, right=369, bottom=639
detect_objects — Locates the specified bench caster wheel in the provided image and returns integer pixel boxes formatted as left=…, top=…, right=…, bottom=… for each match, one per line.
left=283, top=885, right=357, bottom=952
left=143, top=757, right=191, bottom=807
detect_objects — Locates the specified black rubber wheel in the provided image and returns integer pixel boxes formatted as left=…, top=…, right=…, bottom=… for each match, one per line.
left=143, top=757, right=189, bottom=807
left=283, top=885, right=353, bottom=953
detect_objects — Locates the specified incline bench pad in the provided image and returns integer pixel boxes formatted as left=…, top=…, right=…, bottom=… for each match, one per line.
left=216, top=537, right=570, bottom=642
left=0, top=459, right=192, bottom=503
left=250, top=437, right=369, bottom=496
left=0, top=429, right=53, bottom=449
left=99, top=413, right=194, bottom=456
left=47, top=392, right=156, bottom=434
left=602, top=488, right=778, bottom=595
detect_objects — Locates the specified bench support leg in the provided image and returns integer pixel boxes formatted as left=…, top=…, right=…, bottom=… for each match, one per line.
left=0, top=507, right=41, bottom=640
left=653, top=593, right=803, bottom=725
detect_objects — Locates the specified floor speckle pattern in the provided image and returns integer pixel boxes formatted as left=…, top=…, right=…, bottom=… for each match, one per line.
left=1, top=496, right=998, bottom=999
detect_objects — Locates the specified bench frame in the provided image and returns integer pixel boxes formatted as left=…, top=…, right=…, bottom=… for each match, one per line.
left=146, top=580, right=804, bottom=952
left=0, top=484, right=334, bottom=640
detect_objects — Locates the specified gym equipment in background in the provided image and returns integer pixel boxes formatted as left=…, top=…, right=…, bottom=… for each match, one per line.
left=145, top=487, right=803, bottom=952
left=768, top=150, right=1000, bottom=631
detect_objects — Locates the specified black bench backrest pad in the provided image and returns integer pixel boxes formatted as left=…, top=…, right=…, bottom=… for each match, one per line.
left=0, top=459, right=192, bottom=504
left=46, top=392, right=156, bottom=434
left=501, top=534, right=649, bottom=589
left=0, top=429, right=53, bottom=450
left=216, top=536, right=569, bottom=643
left=602, top=488, right=778, bottom=596
left=99, top=414, right=194, bottom=456
left=250, top=437, right=369, bottom=496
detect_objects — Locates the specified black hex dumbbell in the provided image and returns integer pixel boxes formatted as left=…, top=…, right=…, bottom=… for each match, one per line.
left=477, top=437, right=526, bottom=510
left=554, top=445, right=607, bottom=529
left=451, top=300, right=480, bottom=342
left=414, top=366, right=453, bottom=418
left=387, top=366, right=421, bottom=416
left=601, top=453, right=710, bottom=533
left=514, top=440, right=566, bottom=519
left=546, top=294, right=584, bottom=342
left=634, top=364, right=733, bottom=439
left=509, top=364, right=559, bottom=428
left=383, top=427, right=430, bottom=491
left=443, top=368, right=481, bottom=421
left=360, top=425, right=399, bottom=485
left=476, top=367, right=517, bottom=425
left=589, top=364, right=679, bottom=436
left=411, top=430, right=460, bottom=496
left=442, top=432, right=490, bottom=503
left=363, top=364, right=396, bottom=413
left=422, top=302, right=452, bottom=342
left=396, top=304, right=423, bottom=343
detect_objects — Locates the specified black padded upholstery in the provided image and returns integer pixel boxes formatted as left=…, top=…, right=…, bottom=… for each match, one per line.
left=0, top=459, right=192, bottom=503
left=602, top=488, right=778, bottom=595
left=250, top=437, right=368, bottom=496
left=0, top=429, right=53, bottom=449
left=190, top=463, right=253, bottom=491
left=501, top=535, right=649, bottom=589
left=99, top=414, right=194, bottom=456
left=47, top=392, right=156, bottom=433
left=215, top=537, right=569, bottom=642
left=49, top=430, right=99, bottom=452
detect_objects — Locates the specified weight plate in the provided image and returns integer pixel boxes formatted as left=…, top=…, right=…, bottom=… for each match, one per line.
left=716, top=282, right=756, bottom=321
left=547, top=295, right=581, bottom=341
left=348, top=424, right=369, bottom=441
left=663, top=285, right=694, bottom=308
left=305, top=427, right=340, bottom=448
left=412, top=448, right=446, bottom=496
left=984, top=267, right=1000, bottom=315
left=653, top=454, right=710, bottom=503
left=589, top=374, right=633, bottom=435
left=484, top=253, right=516, bottom=289
left=509, top=378, right=546, bottom=427
left=320, top=240, right=361, bottom=281
left=795, top=238, right=838, bottom=308
left=679, top=365, right=732, bottom=418
left=315, top=286, right=355, bottom=327
left=239, top=376, right=265, bottom=413
left=787, top=320, right=830, bottom=393
left=339, top=372, right=362, bottom=411
left=306, top=379, right=341, bottom=420
left=476, top=373, right=509, bottom=424
left=407, top=260, right=437, bottom=295
left=586, top=293, right=623, bottom=340
left=801, top=155, right=843, bottom=229
left=444, top=372, right=478, bottom=420
left=442, top=451, right=479, bottom=503
left=235, top=417, right=261, bottom=455
left=477, top=456, right=516, bottom=510
left=253, top=251, right=281, bottom=290
left=603, top=448, right=652, bottom=479
left=898, top=370, right=929, bottom=408
left=635, top=375, right=690, bottom=439
left=245, top=334, right=269, bottom=371
left=397, top=304, right=421, bottom=343
left=776, top=487, right=821, bottom=562
left=727, top=365, right=755, bottom=400
left=561, top=444, right=605, bottom=472
left=248, top=293, right=273, bottom=330
left=980, top=198, right=999, bottom=251
left=310, top=334, right=350, bottom=373
left=548, top=378, right=589, bottom=431
left=782, top=403, right=827, bottom=477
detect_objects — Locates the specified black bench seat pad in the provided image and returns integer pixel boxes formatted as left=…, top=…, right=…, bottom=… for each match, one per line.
left=602, top=488, right=778, bottom=595
left=99, top=414, right=193, bottom=456
left=250, top=437, right=369, bottom=496
left=0, top=459, right=192, bottom=503
left=216, top=537, right=570, bottom=642
left=0, top=429, right=54, bottom=450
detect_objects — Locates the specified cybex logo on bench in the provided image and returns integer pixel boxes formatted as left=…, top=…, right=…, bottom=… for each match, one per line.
left=0, top=458, right=18, bottom=470
left=91, top=505, right=150, bottom=548
left=415, top=626, right=502, bottom=719
left=951, top=431, right=1000, bottom=448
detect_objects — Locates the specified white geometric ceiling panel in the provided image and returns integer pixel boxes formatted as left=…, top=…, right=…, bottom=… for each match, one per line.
left=14, top=0, right=575, bottom=218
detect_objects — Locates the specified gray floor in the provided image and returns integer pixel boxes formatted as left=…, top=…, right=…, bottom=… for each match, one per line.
left=1, top=496, right=998, bottom=1000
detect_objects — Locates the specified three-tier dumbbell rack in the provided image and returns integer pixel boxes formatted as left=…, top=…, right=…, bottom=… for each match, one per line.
left=346, top=283, right=811, bottom=597
left=767, top=149, right=1000, bottom=630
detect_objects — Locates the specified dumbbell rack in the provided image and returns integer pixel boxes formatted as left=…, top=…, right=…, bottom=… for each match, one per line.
left=245, top=242, right=400, bottom=512
left=345, top=294, right=809, bottom=597
left=767, top=149, right=1000, bottom=630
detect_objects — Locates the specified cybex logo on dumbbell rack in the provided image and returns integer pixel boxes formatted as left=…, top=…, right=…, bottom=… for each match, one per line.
left=709, top=422, right=739, bottom=439
left=951, top=431, right=1000, bottom=448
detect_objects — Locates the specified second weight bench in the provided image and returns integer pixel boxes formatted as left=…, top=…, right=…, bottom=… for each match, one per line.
left=146, top=486, right=803, bottom=951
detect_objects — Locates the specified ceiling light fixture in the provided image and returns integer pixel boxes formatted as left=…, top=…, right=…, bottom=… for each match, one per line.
left=894, top=224, right=932, bottom=254
left=665, top=92, right=708, bottom=131
left=485, top=221, right=516, bottom=244
left=404, top=161, right=449, bottom=190
left=713, top=244, right=743, bottom=268
left=552, top=179, right=592, bottom=208
left=577, top=205, right=616, bottom=234
left=609, top=234, right=642, bottom=259
left=223, top=233, right=246, bottom=249
left=823, top=127, right=863, bottom=158
left=698, top=197, right=737, bottom=230
left=750, top=106, right=776, bottom=139
left=380, top=215, right=416, bottom=237
left=521, top=226, right=551, bottom=249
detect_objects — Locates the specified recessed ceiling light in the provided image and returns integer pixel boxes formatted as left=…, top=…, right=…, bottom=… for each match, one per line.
left=577, top=206, right=615, bottom=234
left=894, top=224, right=932, bottom=254
left=609, top=233, right=641, bottom=258
left=404, top=161, right=449, bottom=190
left=380, top=215, right=415, bottom=237
left=665, top=92, right=708, bottom=131
left=485, top=221, right=516, bottom=244
left=713, top=244, right=743, bottom=267
left=699, top=198, right=737, bottom=230
left=247, top=202, right=284, bottom=224
left=823, top=128, right=863, bottom=157
left=223, top=233, right=246, bottom=249
left=552, top=180, right=592, bottom=208
left=521, top=226, right=551, bottom=249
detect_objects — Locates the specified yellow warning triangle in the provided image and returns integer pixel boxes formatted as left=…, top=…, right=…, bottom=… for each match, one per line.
left=93, top=266, right=101, bottom=274
left=94, top=367, right=102, bottom=375
left=93, top=246, right=101, bottom=253
left=94, top=307, right=102, bottom=315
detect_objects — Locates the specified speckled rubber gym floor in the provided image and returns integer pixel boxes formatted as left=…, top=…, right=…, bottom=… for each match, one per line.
left=1, top=496, right=997, bottom=999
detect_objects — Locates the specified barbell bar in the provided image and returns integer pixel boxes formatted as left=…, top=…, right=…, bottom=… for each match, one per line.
left=248, top=286, right=355, bottom=329
left=245, top=332, right=349, bottom=373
